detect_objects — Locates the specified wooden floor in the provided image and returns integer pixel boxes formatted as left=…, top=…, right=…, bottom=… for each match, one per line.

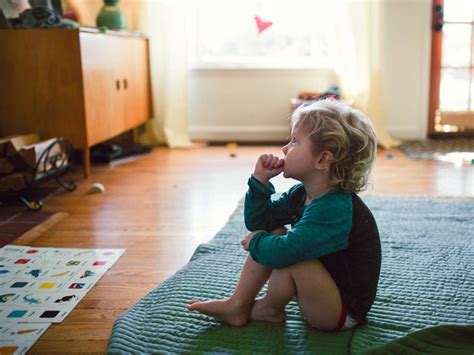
left=19, top=145, right=473, bottom=353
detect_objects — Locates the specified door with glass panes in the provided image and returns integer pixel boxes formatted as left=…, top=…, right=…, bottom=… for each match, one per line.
left=428, top=0, right=474, bottom=136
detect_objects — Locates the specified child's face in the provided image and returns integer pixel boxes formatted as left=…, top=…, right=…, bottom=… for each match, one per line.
left=281, top=123, right=316, bottom=181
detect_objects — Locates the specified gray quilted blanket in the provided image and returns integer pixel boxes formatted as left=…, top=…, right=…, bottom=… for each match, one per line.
left=108, top=196, right=474, bottom=354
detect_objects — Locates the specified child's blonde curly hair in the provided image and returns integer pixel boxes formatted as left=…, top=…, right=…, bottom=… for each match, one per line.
left=291, top=100, right=377, bottom=193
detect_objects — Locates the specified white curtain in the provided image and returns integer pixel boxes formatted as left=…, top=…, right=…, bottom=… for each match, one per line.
left=330, top=0, right=399, bottom=149
left=137, top=0, right=192, bottom=148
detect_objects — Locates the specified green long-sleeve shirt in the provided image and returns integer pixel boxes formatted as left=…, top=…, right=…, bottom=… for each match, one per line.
left=244, top=175, right=382, bottom=322
left=245, top=176, right=352, bottom=269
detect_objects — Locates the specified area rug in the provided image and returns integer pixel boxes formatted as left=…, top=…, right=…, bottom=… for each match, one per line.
left=398, top=138, right=474, bottom=161
left=108, top=196, right=474, bottom=354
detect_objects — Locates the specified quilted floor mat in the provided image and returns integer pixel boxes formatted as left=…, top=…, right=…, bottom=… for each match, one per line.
left=367, top=325, right=474, bottom=354
left=108, top=196, right=474, bottom=354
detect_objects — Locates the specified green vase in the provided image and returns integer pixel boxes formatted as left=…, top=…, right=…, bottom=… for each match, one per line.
left=96, top=0, right=127, bottom=30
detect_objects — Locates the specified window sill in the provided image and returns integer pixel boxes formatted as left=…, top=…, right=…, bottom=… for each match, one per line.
left=189, top=63, right=334, bottom=70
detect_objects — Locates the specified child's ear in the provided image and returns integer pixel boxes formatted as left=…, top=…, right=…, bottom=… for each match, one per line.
left=314, top=151, right=333, bottom=171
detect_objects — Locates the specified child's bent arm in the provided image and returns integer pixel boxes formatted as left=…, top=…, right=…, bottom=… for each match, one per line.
left=248, top=193, right=352, bottom=269
left=244, top=176, right=293, bottom=231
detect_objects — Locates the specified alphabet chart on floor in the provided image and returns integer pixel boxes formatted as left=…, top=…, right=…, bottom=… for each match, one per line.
left=0, top=245, right=125, bottom=354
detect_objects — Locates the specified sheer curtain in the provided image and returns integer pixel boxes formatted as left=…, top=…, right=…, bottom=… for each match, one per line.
left=137, top=0, right=192, bottom=148
left=330, top=0, right=399, bottom=148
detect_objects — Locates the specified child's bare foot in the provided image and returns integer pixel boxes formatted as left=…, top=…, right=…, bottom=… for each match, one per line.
left=250, top=298, right=286, bottom=323
left=187, top=298, right=252, bottom=327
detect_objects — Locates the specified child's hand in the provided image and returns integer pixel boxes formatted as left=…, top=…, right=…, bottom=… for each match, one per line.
left=241, top=231, right=258, bottom=251
left=252, top=154, right=285, bottom=185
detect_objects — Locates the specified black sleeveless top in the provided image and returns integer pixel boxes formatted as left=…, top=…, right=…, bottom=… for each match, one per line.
left=320, top=194, right=381, bottom=323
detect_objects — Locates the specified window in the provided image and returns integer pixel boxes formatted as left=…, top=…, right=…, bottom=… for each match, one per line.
left=439, top=0, right=474, bottom=112
left=429, top=0, right=474, bottom=135
left=189, top=0, right=334, bottom=69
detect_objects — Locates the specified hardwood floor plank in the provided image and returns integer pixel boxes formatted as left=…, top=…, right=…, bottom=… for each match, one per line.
left=31, top=340, right=109, bottom=354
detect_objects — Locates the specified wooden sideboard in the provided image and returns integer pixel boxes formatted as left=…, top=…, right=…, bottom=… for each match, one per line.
left=0, top=29, right=152, bottom=177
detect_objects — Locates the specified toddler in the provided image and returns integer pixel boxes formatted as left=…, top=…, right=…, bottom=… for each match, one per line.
left=188, top=100, right=381, bottom=332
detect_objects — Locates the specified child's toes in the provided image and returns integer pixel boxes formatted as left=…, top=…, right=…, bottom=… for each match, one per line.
left=187, top=299, right=200, bottom=309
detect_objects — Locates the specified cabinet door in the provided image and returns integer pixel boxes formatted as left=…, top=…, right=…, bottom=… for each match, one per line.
left=119, top=37, right=152, bottom=130
left=0, top=30, right=87, bottom=148
left=80, top=32, right=126, bottom=146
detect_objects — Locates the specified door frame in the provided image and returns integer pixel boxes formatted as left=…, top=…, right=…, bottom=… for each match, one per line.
left=428, top=0, right=474, bottom=137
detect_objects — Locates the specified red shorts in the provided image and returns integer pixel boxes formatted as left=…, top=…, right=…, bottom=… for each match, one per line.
left=309, top=304, right=360, bottom=332
left=330, top=303, right=352, bottom=332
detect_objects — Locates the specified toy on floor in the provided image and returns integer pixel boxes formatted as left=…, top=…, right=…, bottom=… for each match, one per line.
left=89, top=182, right=105, bottom=194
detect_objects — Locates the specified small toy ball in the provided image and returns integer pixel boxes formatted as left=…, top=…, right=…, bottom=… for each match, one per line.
left=385, top=153, right=394, bottom=159
left=89, top=182, right=105, bottom=194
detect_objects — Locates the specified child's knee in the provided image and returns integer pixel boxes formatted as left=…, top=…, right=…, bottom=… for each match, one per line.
left=274, top=260, right=326, bottom=277
left=287, top=259, right=327, bottom=275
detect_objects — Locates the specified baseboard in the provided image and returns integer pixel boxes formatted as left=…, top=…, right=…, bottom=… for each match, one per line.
left=189, top=125, right=426, bottom=142
left=189, top=125, right=289, bottom=142
left=387, top=127, right=427, bottom=140
left=190, top=125, right=429, bottom=142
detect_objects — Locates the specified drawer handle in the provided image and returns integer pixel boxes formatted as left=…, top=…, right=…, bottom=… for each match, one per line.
left=123, top=78, right=128, bottom=90
left=116, top=80, right=120, bottom=90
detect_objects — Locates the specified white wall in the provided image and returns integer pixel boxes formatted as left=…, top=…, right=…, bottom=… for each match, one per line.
left=188, top=69, right=338, bottom=141
left=188, top=1, right=432, bottom=142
